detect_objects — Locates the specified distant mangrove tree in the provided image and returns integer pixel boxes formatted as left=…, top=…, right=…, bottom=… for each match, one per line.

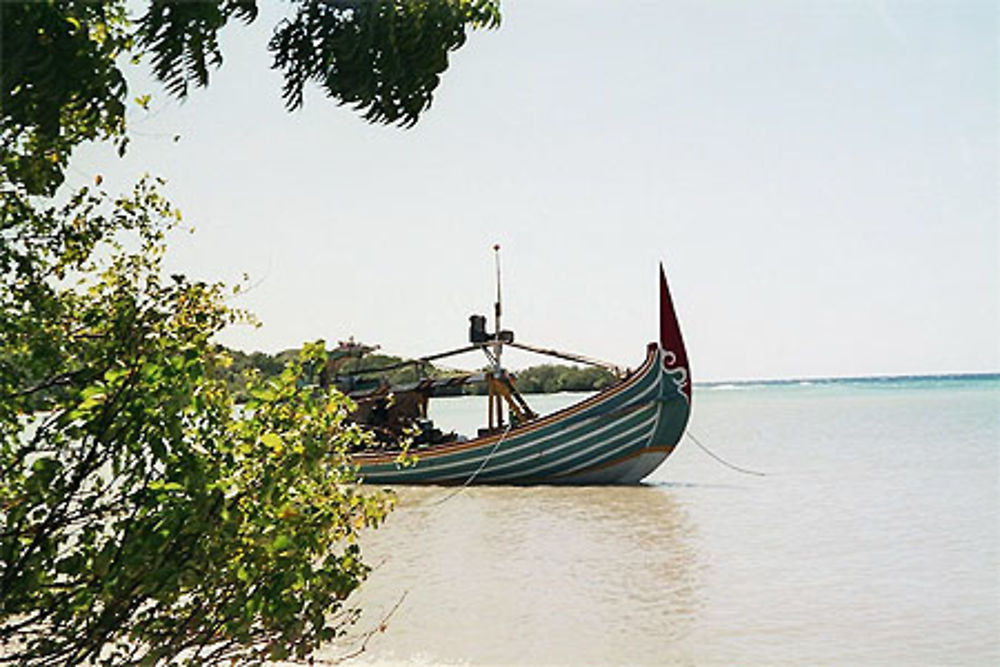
left=219, top=348, right=617, bottom=399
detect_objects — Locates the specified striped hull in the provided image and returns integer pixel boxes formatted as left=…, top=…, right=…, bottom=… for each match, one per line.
left=353, top=343, right=690, bottom=485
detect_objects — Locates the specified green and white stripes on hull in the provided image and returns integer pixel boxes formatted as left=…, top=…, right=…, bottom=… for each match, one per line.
left=355, top=344, right=689, bottom=485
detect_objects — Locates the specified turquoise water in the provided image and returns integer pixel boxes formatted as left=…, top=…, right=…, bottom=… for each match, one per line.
left=322, top=375, right=999, bottom=665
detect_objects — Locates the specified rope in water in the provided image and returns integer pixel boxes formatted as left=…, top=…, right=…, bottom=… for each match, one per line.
left=686, top=431, right=767, bottom=476
left=425, top=422, right=514, bottom=506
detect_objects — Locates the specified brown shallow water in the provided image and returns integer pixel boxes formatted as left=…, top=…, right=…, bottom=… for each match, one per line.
left=318, top=380, right=999, bottom=665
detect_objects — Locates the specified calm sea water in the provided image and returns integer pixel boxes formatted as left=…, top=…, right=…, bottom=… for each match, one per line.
left=320, top=376, right=999, bottom=666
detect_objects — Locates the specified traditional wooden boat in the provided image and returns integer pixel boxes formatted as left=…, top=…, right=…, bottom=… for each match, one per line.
left=347, top=263, right=690, bottom=485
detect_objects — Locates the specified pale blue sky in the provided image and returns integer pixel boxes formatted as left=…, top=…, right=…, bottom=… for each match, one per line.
left=69, top=0, right=998, bottom=381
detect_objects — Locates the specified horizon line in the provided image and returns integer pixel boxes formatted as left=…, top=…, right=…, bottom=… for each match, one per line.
left=695, top=371, right=1000, bottom=386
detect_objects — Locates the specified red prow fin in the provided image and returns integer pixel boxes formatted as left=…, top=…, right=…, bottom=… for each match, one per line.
left=659, top=263, right=691, bottom=399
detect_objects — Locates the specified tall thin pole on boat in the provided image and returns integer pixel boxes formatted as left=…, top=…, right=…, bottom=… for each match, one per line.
left=492, top=244, right=503, bottom=428
left=493, top=243, right=503, bottom=373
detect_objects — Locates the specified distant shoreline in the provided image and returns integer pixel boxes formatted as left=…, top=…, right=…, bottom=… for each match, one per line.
left=218, top=345, right=998, bottom=397
left=696, top=372, right=1000, bottom=388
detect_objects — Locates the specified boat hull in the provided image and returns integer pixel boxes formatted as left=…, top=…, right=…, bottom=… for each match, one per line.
left=353, top=343, right=689, bottom=485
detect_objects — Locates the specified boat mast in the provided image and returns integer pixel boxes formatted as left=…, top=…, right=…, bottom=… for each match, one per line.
left=490, top=244, right=504, bottom=429
left=493, top=243, right=503, bottom=373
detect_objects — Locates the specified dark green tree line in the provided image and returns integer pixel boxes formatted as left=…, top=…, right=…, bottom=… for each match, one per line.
left=219, top=348, right=618, bottom=398
left=512, top=364, right=617, bottom=394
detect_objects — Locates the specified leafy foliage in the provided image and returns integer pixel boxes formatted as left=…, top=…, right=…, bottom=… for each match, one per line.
left=1, top=2, right=500, bottom=662
left=216, top=349, right=432, bottom=402
left=0, top=1, right=130, bottom=195
left=270, top=0, right=500, bottom=125
left=134, top=0, right=259, bottom=99
left=0, top=180, right=393, bottom=665
left=214, top=348, right=291, bottom=402
left=1, top=0, right=500, bottom=196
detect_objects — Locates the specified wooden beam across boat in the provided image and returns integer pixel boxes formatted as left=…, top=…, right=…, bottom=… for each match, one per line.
left=344, top=371, right=489, bottom=399
left=505, top=340, right=625, bottom=377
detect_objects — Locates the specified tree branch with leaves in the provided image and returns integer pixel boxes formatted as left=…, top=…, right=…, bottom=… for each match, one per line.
left=1, top=0, right=499, bottom=663
left=1, top=179, right=396, bottom=664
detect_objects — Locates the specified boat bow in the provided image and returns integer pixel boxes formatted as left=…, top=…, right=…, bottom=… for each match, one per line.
left=659, top=262, right=691, bottom=400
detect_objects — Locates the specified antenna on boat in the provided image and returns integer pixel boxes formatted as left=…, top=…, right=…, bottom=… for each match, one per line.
left=493, top=243, right=502, bottom=372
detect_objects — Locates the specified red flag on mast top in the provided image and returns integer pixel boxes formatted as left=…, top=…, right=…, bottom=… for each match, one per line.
left=659, top=262, right=691, bottom=399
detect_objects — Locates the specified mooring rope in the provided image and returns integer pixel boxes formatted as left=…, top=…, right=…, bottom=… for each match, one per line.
left=686, top=431, right=767, bottom=476
left=425, top=422, right=514, bottom=507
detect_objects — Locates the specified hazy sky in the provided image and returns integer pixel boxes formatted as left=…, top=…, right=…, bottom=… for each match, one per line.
left=69, top=0, right=998, bottom=381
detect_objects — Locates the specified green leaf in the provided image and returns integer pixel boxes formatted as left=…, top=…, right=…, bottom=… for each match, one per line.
left=261, top=431, right=283, bottom=454
left=271, top=534, right=292, bottom=552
